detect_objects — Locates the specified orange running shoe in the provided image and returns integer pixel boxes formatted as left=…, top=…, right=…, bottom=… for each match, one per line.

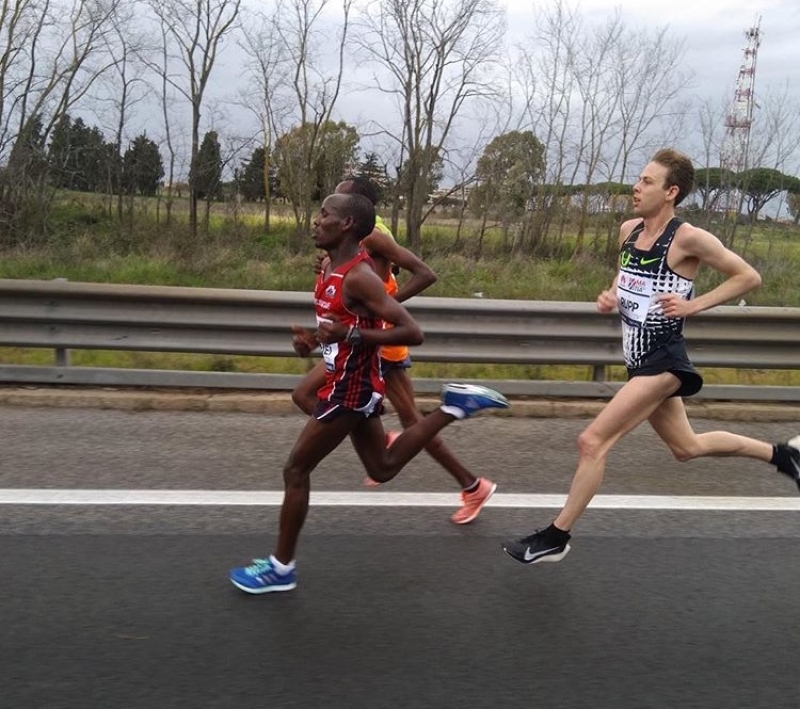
left=450, top=478, right=497, bottom=524
left=364, top=431, right=401, bottom=487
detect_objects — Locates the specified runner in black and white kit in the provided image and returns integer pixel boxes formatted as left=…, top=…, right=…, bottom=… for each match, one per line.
left=617, top=217, right=702, bottom=398
left=503, top=148, right=800, bottom=567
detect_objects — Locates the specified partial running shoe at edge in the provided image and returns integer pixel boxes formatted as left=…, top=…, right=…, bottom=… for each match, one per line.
left=364, top=430, right=401, bottom=487
left=502, top=529, right=571, bottom=565
left=229, top=557, right=297, bottom=594
left=777, top=434, right=800, bottom=490
left=451, top=478, right=497, bottom=525
left=440, top=383, right=510, bottom=419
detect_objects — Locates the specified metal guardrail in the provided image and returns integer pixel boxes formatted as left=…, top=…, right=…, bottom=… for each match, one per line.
left=1, top=278, right=799, bottom=402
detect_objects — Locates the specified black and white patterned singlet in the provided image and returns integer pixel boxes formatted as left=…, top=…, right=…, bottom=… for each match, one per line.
left=616, top=218, right=694, bottom=371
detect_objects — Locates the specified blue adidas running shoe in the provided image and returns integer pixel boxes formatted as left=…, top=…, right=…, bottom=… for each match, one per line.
left=440, top=383, right=510, bottom=419
left=229, top=557, right=297, bottom=594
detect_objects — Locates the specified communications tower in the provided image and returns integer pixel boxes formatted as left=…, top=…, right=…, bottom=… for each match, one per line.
left=720, top=17, right=761, bottom=212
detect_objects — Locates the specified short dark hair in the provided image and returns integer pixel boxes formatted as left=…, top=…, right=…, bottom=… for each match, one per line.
left=339, top=175, right=379, bottom=206
left=340, top=193, right=376, bottom=240
left=651, top=148, right=694, bottom=206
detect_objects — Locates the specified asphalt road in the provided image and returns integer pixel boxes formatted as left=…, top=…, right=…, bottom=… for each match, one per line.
left=2, top=404, right=800, bottom=708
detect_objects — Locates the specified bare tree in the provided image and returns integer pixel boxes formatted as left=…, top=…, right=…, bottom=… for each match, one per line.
left=514, top=4, right=690, bottom=257
left=354, top=0, right=505, bottom=251
left=516, top=4, right=624, bottom=254
left=96, top=0, right=151, bottom=222
left=565, top=12, right=625, bottom=255
left=152, top=20, right=180, bottom=226
left=0, top=0, right=40, bottom=158
left=146, top=0, right=241, bottom=239
left=238, top=4, right=294, bottom=233
left=516, top=0, right=581, bottom=251
left=736, top=85, right=800, bottom=252
left=597, top=22, right=690, bottom=254
left=607, top=25, right=690, bottom=195
left=260, top=0, right=352, bottom=246
left=1, top=0, right=123, bottom=240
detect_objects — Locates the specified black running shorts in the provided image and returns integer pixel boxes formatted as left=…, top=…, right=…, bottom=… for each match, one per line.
left=313, top=399, right=385, bottom=421
left=626, top=336, right=703, bottom=398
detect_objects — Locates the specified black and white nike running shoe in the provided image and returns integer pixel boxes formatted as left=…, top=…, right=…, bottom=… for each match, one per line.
left=776, top=434, right=800, bottom=491
left=502, top=528, right=571, bottom=565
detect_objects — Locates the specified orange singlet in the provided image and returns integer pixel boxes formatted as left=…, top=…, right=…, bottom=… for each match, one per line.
left=372, top=216, right=409, bottom=363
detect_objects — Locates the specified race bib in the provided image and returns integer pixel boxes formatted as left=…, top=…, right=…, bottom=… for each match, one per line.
left=617, top=269, right=653, bottom=327
left=316, top=316, right=338, bottom=371
left=321, top=342, right=338, bottom=372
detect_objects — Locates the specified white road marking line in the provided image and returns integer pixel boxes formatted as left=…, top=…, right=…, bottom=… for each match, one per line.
left=0, top=490, right=799, bottom=511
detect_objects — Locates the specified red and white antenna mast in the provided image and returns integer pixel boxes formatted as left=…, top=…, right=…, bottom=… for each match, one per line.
left=720, top=16, right=761, bottom=212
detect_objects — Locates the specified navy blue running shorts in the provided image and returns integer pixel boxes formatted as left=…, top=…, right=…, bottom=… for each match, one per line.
left=380, top=355, right=412, bottom=377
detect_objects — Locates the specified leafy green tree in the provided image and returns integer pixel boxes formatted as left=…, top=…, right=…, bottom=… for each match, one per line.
left=47, top=115, right=75, bottom=189
left=357, top=152, right=389, bottom=203
left=46, top=116, right=110, bottom=192
left=236, top=146, right=281, bottom=203
left=470, top=131, right=546, bottom=220
left=738, top=167, right=800, bottom=221
left=7, top=114, right=48, bottom=183
left=787, top=190, right=800, bottom=225
left=81, top=125, right=111, bottom=193
left=272, top=121, right=360, bottom=241
left=238, top=147, right=266, bottom=202
left=396, top=147, right=443, bottom=207
left=314, top=122, right=360, bottom=199
left=190, top=131, right=223, bottom=201
left=467, top=131, right=545, bottom=254
left=122, top=135, right=165, bottom=196
left=189, top=130, right=223, bottom=231
left=101, top=142, right=123, bottom=196
left=1, top=114, right=50, bottom=242
left=693, top=167, right=735, bottom=212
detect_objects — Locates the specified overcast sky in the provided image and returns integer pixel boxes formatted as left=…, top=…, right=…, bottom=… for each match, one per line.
left=325, top=0, right=800, bottom=162
left=505, top=0, right=799, bottom=101
left=191, top=0, right=800, bottom=187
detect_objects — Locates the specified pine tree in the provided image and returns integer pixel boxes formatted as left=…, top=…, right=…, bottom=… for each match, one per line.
left=122, top=135, right=165, bottom=196
left=238, top=147, right=266, bottom=201
left=190, top=131, right=222, bottom=201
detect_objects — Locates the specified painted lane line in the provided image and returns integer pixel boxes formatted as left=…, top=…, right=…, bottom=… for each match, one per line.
left=0, top=489, right=799, bottom=511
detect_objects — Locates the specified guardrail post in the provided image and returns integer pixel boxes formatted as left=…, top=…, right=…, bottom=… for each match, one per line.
left=55, top=347, right=71, bottom=367
left=52, top=278, right=70, bottom=368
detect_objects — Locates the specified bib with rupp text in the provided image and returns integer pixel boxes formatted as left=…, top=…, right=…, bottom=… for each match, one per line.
left=616, top=268, right=653, bottom=327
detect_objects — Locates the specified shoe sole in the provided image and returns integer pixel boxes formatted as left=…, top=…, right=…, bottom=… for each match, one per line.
left=502, top=543, right=571, bottom=565
left=451, top=482, right=497, bottom=525
left=230, top=579, right=297, bottom=594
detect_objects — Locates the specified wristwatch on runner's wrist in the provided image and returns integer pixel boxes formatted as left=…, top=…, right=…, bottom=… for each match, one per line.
left=345, top=325, right=362, bottom=346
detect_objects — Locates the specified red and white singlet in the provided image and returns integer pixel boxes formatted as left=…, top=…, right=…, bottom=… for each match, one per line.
left=314, top=251, right=385, bottom=413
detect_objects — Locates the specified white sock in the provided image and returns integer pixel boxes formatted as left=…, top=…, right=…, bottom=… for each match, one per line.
left=440, top=404, right=466, bottom=419
left=269, top=555, right=295, bottom=575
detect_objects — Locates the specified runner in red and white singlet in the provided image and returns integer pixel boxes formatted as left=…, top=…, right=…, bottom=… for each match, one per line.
left=314, top=250, right=384, bottom=416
